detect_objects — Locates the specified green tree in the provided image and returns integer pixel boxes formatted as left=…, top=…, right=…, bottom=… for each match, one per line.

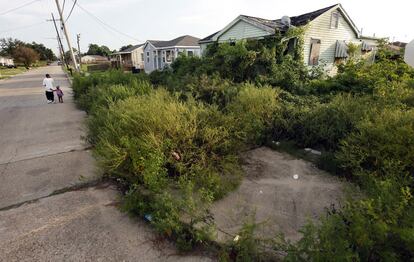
left=0, top=37, right=24, bottom=57
left=13, top=46, right=39, bottom=67
left=26, top=42, right=56, bottom=61
left=1, top=38, right=56, bottom=61
left=119, top=44, right=133, bottom=51
left=86, top=43, right=112, bottom=57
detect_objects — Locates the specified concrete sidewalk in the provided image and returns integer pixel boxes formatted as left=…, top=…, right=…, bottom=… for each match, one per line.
left=0, top=66, right=213, bottom=261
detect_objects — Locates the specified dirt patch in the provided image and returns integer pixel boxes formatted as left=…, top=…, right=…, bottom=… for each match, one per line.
left=211, top=147, right=348, bottom=242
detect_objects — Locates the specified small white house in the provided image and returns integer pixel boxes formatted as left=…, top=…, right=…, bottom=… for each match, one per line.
left=111, top=44, right=145, bottom=70
left=0, top=56, right=14, bottom=67
left=199, top=4, right=377, bottom=74
left=80, top=55, right=108, bottom=64
left=143, top=35, right=201, bottom=73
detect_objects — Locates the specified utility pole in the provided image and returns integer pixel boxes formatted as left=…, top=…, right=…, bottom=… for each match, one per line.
left=77, top=33, right=82, bottom=70
left=49, top=13, right=68, bottom=69
left=56, top=36, right=64, bottom=64
left=54, top=0, right=79, bottom=72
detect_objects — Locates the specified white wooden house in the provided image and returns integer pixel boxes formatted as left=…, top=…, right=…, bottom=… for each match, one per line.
left=143, top=35, right=201, bottom=73
left=199, top=4, right=376, bottom=73
left=111, top=44, right=145, bottom=70
left=0, top=56, right=14, bottom=67
left=80, top=55, right=108, bottom=64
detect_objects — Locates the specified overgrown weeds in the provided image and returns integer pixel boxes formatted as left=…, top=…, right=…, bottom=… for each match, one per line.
left=73, top=38, right=414, bottom=260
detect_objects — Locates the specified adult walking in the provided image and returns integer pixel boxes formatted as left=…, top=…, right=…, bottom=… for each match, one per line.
left=43, top=74, right=55, bottom=104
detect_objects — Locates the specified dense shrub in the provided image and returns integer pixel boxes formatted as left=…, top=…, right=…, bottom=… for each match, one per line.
left=337, top=108, right=414, bottom=179
left=227, top=83, right=280, bottom=145
left=92, top=89, right=241, bottom=196
left=296, top=95, right=377, bottom=150
left=73, top=37, right=414, bottom=260
left=282, top=178, right=414, bottom=261
left=307, top=58, right=414, bottom=95
left=72, top=70, right=149, bottom=111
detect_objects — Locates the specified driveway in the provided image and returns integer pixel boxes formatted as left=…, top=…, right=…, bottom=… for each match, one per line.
left=0, top=66, right=213, bottom=261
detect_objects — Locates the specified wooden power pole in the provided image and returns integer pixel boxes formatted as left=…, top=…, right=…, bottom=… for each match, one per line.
left=77, top=34, right=82, bottom=70
left=49, top=13, right=68, bottom=69
left=54, top=0, right=79, bottom=72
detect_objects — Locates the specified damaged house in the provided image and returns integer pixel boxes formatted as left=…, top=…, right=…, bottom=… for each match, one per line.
left=199, top=3, right=376, bottom=74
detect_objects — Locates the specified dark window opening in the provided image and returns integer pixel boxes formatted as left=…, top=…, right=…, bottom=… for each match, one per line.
left=309, top=39, right=321, bottom=65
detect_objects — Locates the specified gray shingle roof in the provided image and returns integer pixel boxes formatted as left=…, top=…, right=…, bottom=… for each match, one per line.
left=148, top=35, right=200, bottom=48
left=122, top=44, right=144, bottom=53
left=290, top=4, right=338, bottom=26
left=200, top=4, right=339, bottom=43
left=112, top=44, right=144, bottom=55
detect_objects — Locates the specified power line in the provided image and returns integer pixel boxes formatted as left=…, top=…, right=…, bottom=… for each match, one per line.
left=0, top=0, right=41, bottom=16
left=65, top=0, right=77, bottom=22
left=62, top=0, right=66, bottom=13
left=72, top=0, right=142, bottom=42
left=0, top=21, right=47, bottom=34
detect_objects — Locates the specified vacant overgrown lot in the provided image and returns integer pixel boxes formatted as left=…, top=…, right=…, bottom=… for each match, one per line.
left=73, top=39, right=414, bottom=261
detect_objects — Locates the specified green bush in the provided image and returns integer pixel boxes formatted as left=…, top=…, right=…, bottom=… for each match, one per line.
left=227, top=83, right=281, bottom=145
left=283, top=178, right=414, bottom=261
left=297, top=94, right=377, bottom=150
left=337, top=108, right=414, bottom=179
left=72, top=70, right=149, bottom=111
left=92, top=89, right=242, bottom=197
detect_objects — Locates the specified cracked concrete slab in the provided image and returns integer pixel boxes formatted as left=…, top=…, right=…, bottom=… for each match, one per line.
left=0, top=185, right=212, bottom=261
left=211, top=147, right=349, bottom=243
left=0, top=150, right=98, bottom=209
left=0, top=66, right=96, bottom=209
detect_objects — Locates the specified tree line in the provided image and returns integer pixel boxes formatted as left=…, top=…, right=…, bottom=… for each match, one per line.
left=0, top=38, right=56, bottom=67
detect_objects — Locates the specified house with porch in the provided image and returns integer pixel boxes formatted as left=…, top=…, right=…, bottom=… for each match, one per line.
left=111, top=44, right=145, bottom=71
left=143, top=35, right=200, bottom=73
left=199, top=4, right=377, bottom=73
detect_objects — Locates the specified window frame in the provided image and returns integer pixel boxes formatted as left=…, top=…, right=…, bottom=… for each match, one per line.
left=309, top=38, right=321, bottom=66
left=330, top=12, right=340, bottom=29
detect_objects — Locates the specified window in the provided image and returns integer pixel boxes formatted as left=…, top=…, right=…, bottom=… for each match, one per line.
left=146, top=52, right=150, bottom=63
left=330, top=12, right=339, bottom=29
left=141, top=53, right=144, bottom=61
left=166, top=50, right=172, bottom=62
left=187, top=50, right=194, bottom=57
left=309, top=39, right=321, bottom=65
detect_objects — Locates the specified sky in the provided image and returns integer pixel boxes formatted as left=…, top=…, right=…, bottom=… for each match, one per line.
left=0, top=0, right=413, bottom=56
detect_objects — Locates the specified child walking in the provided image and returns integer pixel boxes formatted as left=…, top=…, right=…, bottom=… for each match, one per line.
left=56, top=86, right=64, bottom=103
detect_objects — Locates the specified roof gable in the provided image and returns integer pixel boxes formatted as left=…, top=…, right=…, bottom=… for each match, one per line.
left=200, top=3, right=361, bottom=43
left=289, top=4, right=338, bottom=26
left=211, top=15, right=279, bottom=42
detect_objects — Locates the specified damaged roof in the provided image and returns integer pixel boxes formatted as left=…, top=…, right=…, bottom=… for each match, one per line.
left=290, top=4, right=338, bottom=26
left=200, top=4, right=355, bottom=43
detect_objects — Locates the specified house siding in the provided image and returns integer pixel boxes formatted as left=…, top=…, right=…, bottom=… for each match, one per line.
left=131, top=46, right=144, bottom=69
left=200, top=43, right=210, bottom=55
left=303, top=7, right=359, bottom=70
left=144, top=44, right=201, bottom=73
left=217, top=20, right=271, bottom=43
left=144, top=43, right=157, bottom=73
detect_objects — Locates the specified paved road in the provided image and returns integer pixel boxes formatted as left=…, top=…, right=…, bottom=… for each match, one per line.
left=0, top=66, right=212, bottom=261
